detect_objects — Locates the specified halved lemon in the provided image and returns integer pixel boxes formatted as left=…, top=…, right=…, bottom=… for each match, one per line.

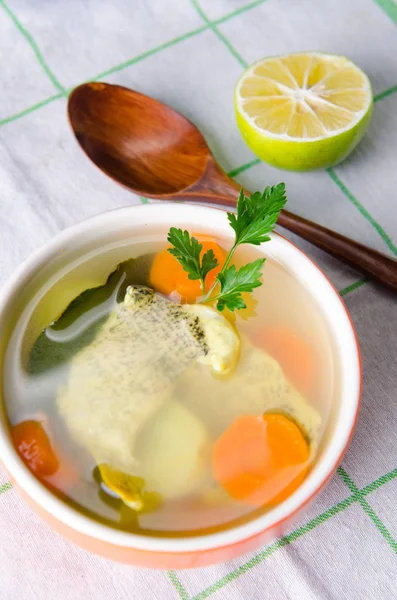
left=235, top=52, right=373, bottom=170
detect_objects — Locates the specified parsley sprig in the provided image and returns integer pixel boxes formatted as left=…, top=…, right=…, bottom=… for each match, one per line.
left=167, top=228, right=219, bottom=293
left=167, top=184, right=287, bottom=312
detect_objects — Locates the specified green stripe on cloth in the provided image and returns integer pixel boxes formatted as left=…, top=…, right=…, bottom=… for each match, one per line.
left=190, top=0, right=248, bottom=69
left=361, top=468, right=397, bottom=495
left=0, top=94, right=64, bottom=127
left=374, top=84, right=397, bottom=103
left=0, top=482, right=12, bottom=495
left=360, top=499, right=397, bottom=553
left=0, top=0, right=66, bottom=94
left=339, top=278, right=368, bottom=296
left=85, top=0, right=268, bottom=84
left=212, top=0, right=267, bottom=25
left=214, top=0, right=268, bottom=26
left=168, top=571, right=190, bottom=600
left=192, top=496, right=357, bottom=600
left=193, top=0, right=270, bottom=32
left=337, top=467, right=397, bottom=554
left=373, top=0, right=397, bottom=24
left=327, top=168, right=397, bottom=256
left=0, top=0, right=267, bottom=127
left=209, top=27, right=247, bottom=69
left=0, top=5, right=396, bottom=131
left=337, top=465, right=364, bottom=493
left=189, top=466, right=397, bottom=599
left=8, top=78, right=395, bottom=132
left=227, top=158, right=261, bottom=178
left=90, top=26, right=208, bottom=83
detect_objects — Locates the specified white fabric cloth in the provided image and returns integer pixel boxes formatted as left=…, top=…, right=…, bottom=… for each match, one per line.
left=0, top=0, right=396, bottom=598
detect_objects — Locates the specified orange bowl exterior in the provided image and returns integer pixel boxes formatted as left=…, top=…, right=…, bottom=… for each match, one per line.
left=11, top=389, right=360, bottom=569
left=17, top=483, right=290, bottom=568
left=0, top=204, right=362, bottom=569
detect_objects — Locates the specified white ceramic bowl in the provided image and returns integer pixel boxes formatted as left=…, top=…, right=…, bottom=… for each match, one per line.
left=0, top=203, right=361, bottom=568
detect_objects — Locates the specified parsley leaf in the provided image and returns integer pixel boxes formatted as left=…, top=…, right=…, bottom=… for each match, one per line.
left=227, top=183, right=287, bottom=246
left=167, top=227, right=219, bottom=291
left=167, top=228, right=202, bottom=281
left=215, top=258, right=265, bottom=312
left=166, top=184, right=287, bottom=311
left=201, top=248, right=218, bottom=281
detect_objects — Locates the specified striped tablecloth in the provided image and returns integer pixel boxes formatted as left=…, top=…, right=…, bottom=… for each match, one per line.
left=0, top=1, right=396, bottom=598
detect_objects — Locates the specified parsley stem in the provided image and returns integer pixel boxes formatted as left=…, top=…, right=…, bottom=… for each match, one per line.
left=200, top=242, right=239, bottom=303
left=201, top=294, right=219, bottom=304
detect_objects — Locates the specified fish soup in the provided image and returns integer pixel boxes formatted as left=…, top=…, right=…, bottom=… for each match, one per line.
left=3, top=226, right=334, bottom=535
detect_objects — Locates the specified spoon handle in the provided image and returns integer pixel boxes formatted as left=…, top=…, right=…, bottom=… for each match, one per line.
left=185, top=162, right=397, bottom=291
left=277, top=209, right=397, bottom=290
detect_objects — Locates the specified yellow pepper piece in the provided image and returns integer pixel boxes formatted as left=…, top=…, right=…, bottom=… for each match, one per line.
left=98, top=464, right=161, bottom=512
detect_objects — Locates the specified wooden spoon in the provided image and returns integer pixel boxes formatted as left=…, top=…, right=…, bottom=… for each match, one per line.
left=68, top=82, right=397, bottom=292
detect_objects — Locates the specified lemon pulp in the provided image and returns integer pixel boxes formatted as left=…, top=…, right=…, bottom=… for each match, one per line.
left=235, top=52, right=373, bottom=170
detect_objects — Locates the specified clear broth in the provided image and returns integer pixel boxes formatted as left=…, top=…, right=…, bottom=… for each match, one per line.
left=3, top=234, right=334, bottom=536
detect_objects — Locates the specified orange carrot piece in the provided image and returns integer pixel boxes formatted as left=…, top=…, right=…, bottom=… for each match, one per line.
left=213, top=414, right=309, bottom=506
left=12, top=420, right=59, bottom=477
left=12, top=420, right=79, bottom=492
left=255, top=327, right=314, bottom=395
left=149, top=236, right=227, bottom=303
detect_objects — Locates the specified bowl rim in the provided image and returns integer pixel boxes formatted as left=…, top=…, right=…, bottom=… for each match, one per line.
left=0, top=202, right=361, bottom=553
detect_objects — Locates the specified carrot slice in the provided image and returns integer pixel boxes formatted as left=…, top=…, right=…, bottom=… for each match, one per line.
left=12, top=420, right=59, bottom=477
left=12, top=419, right=79, bottom=492
left=149, top=236, right=227, bottom=303
left=255, top=327, right=314, bottom=395
left=213, top=413, right=309, bottom=506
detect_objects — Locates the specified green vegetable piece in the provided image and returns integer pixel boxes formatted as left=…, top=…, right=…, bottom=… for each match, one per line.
left=27, top=257, right=152, bottom=376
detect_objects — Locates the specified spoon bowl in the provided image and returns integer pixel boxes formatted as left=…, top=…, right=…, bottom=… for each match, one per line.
left=68, top=82, right=397, bottom=291
left=69, top=82, right=211, bottom=197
